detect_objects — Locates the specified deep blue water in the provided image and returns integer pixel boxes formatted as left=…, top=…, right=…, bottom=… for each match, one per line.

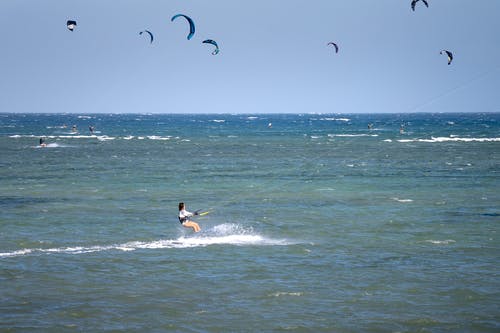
left=1, top=113, right=499, bottom=332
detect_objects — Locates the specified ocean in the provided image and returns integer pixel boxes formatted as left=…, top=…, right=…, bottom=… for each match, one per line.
left=1, top=113, right=499, bottom=332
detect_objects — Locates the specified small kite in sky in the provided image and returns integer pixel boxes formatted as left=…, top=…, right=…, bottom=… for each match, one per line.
left=411, top=0, right=429, bottom=11
left=327, top=42, right=339, bottom=53
left=202, top=39, right=220, bottom=55
left=139, top=30, right=154, bottom=44
left=67, top=20, right=77, bottom=31
left=440, top=50, right=453, bottom=65
left=171, top=14, right=195, bottom=40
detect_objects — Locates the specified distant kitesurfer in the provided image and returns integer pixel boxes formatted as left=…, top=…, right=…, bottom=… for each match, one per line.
left=72, top=125, right=77, bottom=133
left=39, top=137, right=46, bottom=147
left=178, top=202, right=201, bottom=232
left=368, top=123, right=373, bottom=130
left=89, top=125, right=95, bottom=134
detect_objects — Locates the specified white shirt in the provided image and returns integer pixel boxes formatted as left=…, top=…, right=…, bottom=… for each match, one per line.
left=179, top=209, right=193, bottom=222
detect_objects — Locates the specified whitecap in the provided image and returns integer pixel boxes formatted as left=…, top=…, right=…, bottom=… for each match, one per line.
left=97, top=136, right=115, bottom=141
left=391, top=197, right=413, bottom=203
left=268, top=292, right=304, bottom=297
left=147, top=136, right=171, bottom=141
left=320, top=118, right=350, bottom=122
left=397, top=137, right=500, bottom=143
left=0, top=249, right=33, bottom=257
left=424, top=240, right=456, bottom=245
left=33, top=143, right=64, bottom=148
left=328, top=134, right=378, bottom=137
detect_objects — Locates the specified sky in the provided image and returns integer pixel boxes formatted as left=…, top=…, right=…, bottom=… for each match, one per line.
left=1, top=0, right=499, bottom=114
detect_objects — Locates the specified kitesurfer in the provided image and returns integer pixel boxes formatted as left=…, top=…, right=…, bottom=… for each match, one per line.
left=178, top=202, right=201, bottom=232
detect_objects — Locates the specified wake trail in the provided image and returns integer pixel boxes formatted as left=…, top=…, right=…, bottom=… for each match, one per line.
left=0, top=224, right=291, bottom=259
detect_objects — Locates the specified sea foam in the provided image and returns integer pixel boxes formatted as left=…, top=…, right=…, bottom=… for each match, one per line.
left=397, top=137, right=500, bottom=143
left=0, top=224, right=289, bottom=258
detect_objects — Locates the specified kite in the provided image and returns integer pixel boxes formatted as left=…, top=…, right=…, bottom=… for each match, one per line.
left=440, top=50, right=453, bottom=65
left=139, top=30, right=154, bottom=44
left=171, top=14, right=195, bottom=40
left=67, top=20, right=77, bottom=31
left=202, top=39, right=220, bottom=55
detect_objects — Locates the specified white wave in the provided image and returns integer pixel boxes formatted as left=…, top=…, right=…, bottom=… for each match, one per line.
left=268, top=292, right=304, bottom=297
left=0, top=224, right=289, bottom=258
left=57, top=135, right=95, bottom=139
left=0, top=249, right=33, bottom=257
left=9, top=134, right=181, bottom=141
left=33, top=143, right=65, bottom=148
left=397, top=137, right=500, bottom=143
left=391, top=197, right=413, bottom=203
left=210, top=119, right=225, bottom=123
left=425, top=239, right=456, bottom=245
left=147, top=136, right=171, bottom=141
left=97, top=136, right=115, bottom=141
left=320, top=117, right=350, bottom=122
left=328, top=134, right=378, bottom=137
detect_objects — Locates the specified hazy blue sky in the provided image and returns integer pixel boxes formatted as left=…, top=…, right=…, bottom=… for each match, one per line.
left=1, top=0, right=499, bottom=114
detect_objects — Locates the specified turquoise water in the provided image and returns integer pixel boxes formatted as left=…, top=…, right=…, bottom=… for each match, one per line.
left=1, top=113, right=499, bottom=332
